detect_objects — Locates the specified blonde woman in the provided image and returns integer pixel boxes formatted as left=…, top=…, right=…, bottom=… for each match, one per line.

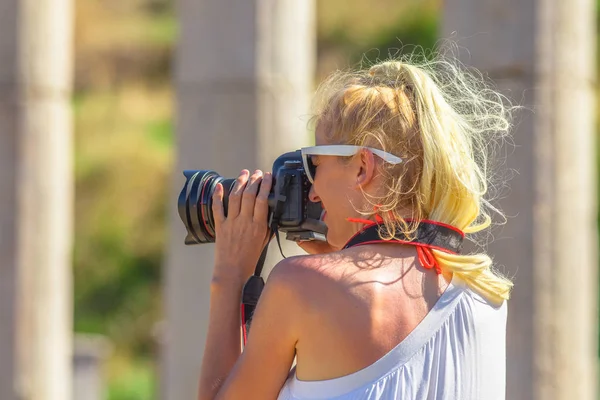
left=197, top=56, right=513, bottom=400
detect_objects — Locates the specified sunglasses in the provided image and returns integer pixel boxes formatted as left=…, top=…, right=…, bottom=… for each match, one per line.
left=300, top=145, right=403, bottom=183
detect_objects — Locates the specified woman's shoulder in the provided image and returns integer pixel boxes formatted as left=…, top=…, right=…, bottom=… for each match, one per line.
left=269, top=250, right=354, bottom=283
left=265, top=251, right=356, bottom=306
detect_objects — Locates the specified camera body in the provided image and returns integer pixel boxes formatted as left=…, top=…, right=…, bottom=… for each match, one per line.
left=178, top=150, right=327, bottom=245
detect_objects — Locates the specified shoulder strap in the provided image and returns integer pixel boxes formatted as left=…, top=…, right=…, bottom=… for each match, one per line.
left=343, top=221, right=463, bottom=254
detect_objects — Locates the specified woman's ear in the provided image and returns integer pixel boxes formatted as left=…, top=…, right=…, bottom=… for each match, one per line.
left=354, top=149, right=376, bottom=189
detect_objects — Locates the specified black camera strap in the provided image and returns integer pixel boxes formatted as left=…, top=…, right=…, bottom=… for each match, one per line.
left=240, top=226, right=279, bottom=346
left=241, top=273, right=264, bottom=346
left=343, top=221, right=464, bottom=254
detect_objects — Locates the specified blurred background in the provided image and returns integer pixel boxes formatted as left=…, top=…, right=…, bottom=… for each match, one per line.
left=73, top=1, right=438, bottom=398
left=0, top=0, right=596, bottom=399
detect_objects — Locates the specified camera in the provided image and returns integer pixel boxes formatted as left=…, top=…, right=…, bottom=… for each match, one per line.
left=177, top=150, right=327, bottom=245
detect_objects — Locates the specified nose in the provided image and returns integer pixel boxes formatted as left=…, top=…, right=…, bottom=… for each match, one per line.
left=308, top=185, right=320, bottom=203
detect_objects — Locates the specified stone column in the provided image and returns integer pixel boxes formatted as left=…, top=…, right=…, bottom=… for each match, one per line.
left=163, top=0, right=315, bottom=398
left=443, top=0, right=597, bottom=399
left=0, top=0, right=74, bottom=399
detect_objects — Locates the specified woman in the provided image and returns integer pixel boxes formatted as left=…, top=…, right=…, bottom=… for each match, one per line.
left=197, top=57, right=514, bottom=400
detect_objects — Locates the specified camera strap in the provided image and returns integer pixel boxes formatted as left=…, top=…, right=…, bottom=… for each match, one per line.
left=343, top=219, right=464, bottom=275
left=240, top=226, right=278, bottom=346
left=343, top=220, right=464, bottom=253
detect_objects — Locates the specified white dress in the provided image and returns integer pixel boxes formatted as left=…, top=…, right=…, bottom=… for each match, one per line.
left=277, top=276, right=507, bottom=400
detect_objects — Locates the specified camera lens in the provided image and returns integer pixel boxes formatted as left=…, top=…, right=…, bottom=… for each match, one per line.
left=177, top=170, right=236, bottom=244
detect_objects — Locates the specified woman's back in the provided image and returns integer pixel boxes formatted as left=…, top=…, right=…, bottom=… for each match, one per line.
left=277, top=244, right=507, bottom=400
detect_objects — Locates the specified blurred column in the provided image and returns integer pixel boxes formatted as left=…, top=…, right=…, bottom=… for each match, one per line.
left=164, top=0, right=315, bottom=398
left=444, top=1, right=597, bottom=399
left=0, top=0, right=74, bottom=399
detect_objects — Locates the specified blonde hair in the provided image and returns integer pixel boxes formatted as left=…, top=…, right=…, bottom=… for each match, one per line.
left=311, top=54, right=514, bottom=303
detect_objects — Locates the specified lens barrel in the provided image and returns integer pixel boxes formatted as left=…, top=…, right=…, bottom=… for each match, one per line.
left=177, top=170, right=236, bottom=244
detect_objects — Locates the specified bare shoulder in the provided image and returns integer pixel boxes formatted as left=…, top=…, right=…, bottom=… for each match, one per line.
left=268, top=252, right=350, bottom=284
left=266, top=251, right=355, bottom=309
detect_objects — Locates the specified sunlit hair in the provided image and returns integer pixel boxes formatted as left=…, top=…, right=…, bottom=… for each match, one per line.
left=310, top=52, right=515, bottom=303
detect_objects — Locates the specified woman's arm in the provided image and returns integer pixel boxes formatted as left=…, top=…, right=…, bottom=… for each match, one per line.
left=197, top=277, right=245, bottom=399
left=198, top=262, right=300, bottom=400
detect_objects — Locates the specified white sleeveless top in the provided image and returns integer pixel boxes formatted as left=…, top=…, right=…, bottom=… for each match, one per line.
left=277, top=276, right=507, bottom=400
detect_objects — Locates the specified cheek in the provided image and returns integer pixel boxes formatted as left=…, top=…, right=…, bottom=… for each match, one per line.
left=317, top=161, right=349, bottom=185
left=314, top=170, right=342, bottom=200
left=313, top=161, right=356, bottom=206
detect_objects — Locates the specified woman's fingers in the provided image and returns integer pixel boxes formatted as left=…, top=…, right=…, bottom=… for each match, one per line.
left=253, top=172, right=272, bottom=223
left=240, top=170, right=263, bottom=218
left=227, top=170, right=249, bottom=219
left=222, top=169, right=270, bottom=222
left=211, top=183, right=225, bottom=231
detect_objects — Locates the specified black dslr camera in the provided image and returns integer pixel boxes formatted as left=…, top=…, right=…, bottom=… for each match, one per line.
left=177, top=150, right=327, bottom=245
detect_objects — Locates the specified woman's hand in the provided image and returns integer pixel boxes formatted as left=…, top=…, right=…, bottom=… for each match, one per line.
left=297, top=240, right=337, bottom=255
left=211, top=169, right=273, bottom=286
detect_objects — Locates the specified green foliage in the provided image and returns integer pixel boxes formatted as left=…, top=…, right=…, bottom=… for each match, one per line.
left=74, top=2, right=174, bottom=395
left=323, top=6, right=439, bottom=67
left=315, top=0, right=440, bottom=78
left=146, top=119, right=174, bottom=151
left=144, top=14, right=178, bottom=46
left=107, top=358, right=156, bottom=400
left=355, top=10, right=439, bottom=64
left=73, top=87, right=172, bottom=347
